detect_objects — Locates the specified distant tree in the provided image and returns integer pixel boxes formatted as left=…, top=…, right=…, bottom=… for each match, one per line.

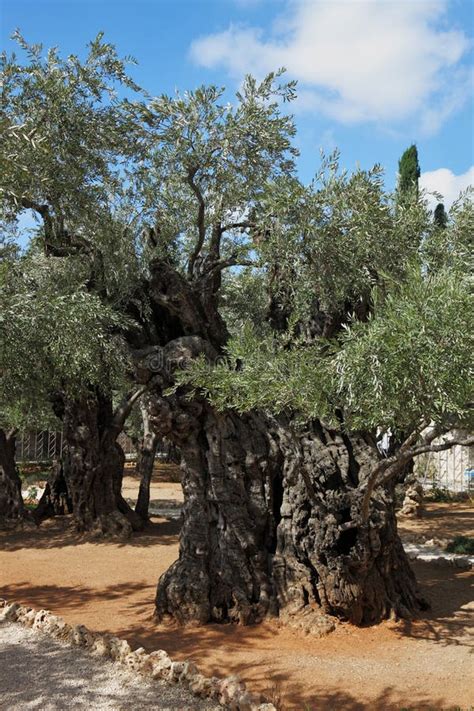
left=0, top=248, right=139, bottom=528
left=434, top=202, right=448, bottom=229
left=397, top=144, right=421, bottom=203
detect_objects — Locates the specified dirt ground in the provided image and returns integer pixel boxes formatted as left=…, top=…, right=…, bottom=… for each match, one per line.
left=1, top=474, right=473, bottom=711
left=397, top=500, right=474, bottom=542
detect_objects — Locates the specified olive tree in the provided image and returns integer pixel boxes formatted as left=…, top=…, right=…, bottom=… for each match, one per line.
left=1, top=34, right=147, bottom=534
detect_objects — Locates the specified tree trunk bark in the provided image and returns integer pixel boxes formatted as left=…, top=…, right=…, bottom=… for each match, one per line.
left=33, top=459, right=73, bottom=523
left=153, top=401, right=281, bottom=625
left=135, top=400, right=159, bottom=522
left=151, top=396, right=426, bottom=628
left=60, top=392, right=143, bottom=537
left=134, top=263, right=426, bottom=628
left=273, top=424, right=427, bottom=627
left=0, top=428, right=25, bottom=525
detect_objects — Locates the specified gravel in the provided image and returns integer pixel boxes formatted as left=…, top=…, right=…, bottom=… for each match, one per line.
left=0, top=621, right=221, bottom=710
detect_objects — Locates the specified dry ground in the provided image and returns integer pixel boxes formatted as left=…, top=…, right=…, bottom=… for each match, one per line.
left=1, top=470, right=473, bottom=711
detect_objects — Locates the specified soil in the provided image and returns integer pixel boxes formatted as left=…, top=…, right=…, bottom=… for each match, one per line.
left=398, top=500, right=474, bottom=542
left=1, top=472, right=472, bottom=711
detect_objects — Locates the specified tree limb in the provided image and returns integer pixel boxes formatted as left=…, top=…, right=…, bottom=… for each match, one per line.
left=186, top=168, right=206, bottom=278
left=360, top=426, right=473, bottom=523
left=110, top=386, right=148, bottom=436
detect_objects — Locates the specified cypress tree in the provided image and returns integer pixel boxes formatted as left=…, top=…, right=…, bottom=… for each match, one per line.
left=434, top=202, right=448, bottom=229
left=397, top=144, right=420, bottom=201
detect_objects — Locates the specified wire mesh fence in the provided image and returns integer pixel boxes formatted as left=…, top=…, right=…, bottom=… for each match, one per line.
left=414, top=443, right=473, bottom=493
left=15, top=430, right=175, bottom=463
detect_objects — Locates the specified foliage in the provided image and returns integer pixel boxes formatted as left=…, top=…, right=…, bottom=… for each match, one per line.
left=446, top=536, right=474, bottom=555
left=333, top=266, right=473, bottom=433
left=397, top=143, right=420, bottom=199
left=0, top=250, right=129, bottom=431
left=1, top=33, right=472, bottom=462
left=180, top=262, right=473, bottom=438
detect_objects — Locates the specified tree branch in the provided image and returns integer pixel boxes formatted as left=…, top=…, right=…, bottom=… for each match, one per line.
left=110, top=386, right=148, bottom=436
left=204, top=255, right=255, bottom=278
left=360, top=425, right=472, bottom=523
left=186, top=168, right=206, bottom=278
left=18, top=196, right=92, bottom=257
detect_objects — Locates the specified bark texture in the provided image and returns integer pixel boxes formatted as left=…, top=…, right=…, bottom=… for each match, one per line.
left=273, top=425, right=426, bottom=625
left=134, top=400, right=159, bottom=522
left=0, top=428, right=25, bottom=525
left=149, top=392, right=425, bottom=628
left=59, top=392, right=143, bottom=536
left=33, top=460, right=73, bottom=523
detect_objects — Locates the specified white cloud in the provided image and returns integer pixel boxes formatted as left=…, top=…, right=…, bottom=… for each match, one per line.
left=190, top=0, right=471, bottom=134
left=420, top=166, right=474, bottom=209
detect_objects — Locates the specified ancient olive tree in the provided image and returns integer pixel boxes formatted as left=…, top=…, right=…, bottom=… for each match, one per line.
left=129, top=86, right=466, bottom=627
left=0, top=244, right=142, bottom=531
left=173, top=195, right=472, bottom=628
left=1, top=34, right=147, bottom=534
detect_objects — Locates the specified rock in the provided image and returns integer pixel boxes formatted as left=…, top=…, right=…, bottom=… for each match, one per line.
left=149, top=649, right=172, bottom=679
left=90, top=635, right=112, bottom=658
left=17, top=607, right=36, bottom=628
left=257, top=705, right=278, bottom=711
left=165, top=657, right=200, bottom=685
left=219, top=675, right=246, bottom=705
left=233, top=690, right=262, bottom=710
left=188, top=673, right=209, bottom=696
left=279, top=607, right=336, bottom=637
left=208, top=677, right=222, bottom=699
left=123, top=649, right=152, bottom=674
left=71, top=624, right=95, bottom=648
left=180, top=660, right=199, bottom=682
left=33, top=611, right=68, bottom=639
left=168, top=660, right=186, bottom=682
left=108, top=636, right=132, bottom=661
left=0, top=602, right=20, bottom=622
left=400, top=484, right=424, bottom=517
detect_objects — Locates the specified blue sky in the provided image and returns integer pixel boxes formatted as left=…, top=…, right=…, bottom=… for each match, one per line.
left=1, top=0, right=473, bottom=206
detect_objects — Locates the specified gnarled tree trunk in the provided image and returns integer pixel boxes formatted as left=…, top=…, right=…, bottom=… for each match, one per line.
left=273, top=424, right=426, bottom=626
left=33, top=459, right=73, bottom=523
left=59, top=391, right=143, bottom=536
left=0, top=428, right=25, bottom=525
left=135, top=400, right=159, bottom=522
left=149, top=387, right=425, bottom=627
left=152, top=401, right=281, bottom=625
left=133, top=259, right=425, bottom=628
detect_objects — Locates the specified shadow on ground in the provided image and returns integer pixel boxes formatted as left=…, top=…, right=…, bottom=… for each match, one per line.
left=0, top=515, right=180, bottom=551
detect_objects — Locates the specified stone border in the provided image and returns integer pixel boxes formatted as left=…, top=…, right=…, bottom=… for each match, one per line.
left=0, top=599, right=276, bottom=711
left=403, top=543, right=473, bottom=569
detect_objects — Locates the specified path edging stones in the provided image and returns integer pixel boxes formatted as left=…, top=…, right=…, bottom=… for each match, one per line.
left=0, top=599, right=276, bottom=711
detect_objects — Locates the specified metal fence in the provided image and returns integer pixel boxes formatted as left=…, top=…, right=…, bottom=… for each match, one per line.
left=15, top=430, right=173, bottom=463
left=414, top=443, right=473, bottom=493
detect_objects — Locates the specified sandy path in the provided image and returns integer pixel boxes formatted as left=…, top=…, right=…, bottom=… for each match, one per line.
left=0, top=621, right=218, bottom=710
left=1, top=495, right=472, bottom=710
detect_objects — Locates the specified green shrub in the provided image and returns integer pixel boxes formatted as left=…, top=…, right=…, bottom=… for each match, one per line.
left=446, top=536, right=474, bottom=555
